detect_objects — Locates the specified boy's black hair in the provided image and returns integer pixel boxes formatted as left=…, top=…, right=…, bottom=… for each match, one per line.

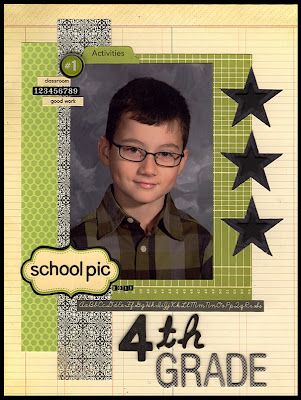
left=105, top=77, right=190, bottom=149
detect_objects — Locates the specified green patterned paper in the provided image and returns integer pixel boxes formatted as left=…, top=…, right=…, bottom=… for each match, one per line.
left=22, top=44, right=58, bottom=351
left=113, top=53, right=252, bottom=300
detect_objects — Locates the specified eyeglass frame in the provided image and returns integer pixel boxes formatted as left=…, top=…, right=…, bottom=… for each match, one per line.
left=111, top=140, right=185, bottom=168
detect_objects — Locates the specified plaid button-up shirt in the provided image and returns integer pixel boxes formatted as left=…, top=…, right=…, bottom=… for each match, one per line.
left=70, top=185, right=213, bottom=280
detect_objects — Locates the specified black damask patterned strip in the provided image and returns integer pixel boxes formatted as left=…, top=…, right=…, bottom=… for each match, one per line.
left=57, top=19, right=112, bottom=381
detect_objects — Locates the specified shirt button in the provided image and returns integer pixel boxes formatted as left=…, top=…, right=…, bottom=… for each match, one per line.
left=127, top=217, right=134, bottom=223
left=140, top=245, right=147, bottom=253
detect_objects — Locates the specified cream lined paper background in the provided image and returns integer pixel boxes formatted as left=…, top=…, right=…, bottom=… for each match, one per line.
left=4, top=4, right=297, bottom=396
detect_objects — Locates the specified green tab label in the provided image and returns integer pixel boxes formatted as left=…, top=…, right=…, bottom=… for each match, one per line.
left=82, top=46, right=139, bottom=64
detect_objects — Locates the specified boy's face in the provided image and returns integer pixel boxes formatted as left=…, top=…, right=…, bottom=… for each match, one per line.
left=99, top=113, right=188, bottom=208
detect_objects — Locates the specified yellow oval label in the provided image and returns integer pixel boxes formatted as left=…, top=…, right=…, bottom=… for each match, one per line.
left=21, top=245, right=120, bottom=297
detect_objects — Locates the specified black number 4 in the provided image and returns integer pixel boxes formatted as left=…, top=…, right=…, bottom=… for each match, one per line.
left=119, top=315, right=153, bottom=361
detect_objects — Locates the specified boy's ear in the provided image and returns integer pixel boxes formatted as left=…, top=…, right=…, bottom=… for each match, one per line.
left=98, top=136, right=111, bottom=166
left=177, top=148, right=188, bottom=176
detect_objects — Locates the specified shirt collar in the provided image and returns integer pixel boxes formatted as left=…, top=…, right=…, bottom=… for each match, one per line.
left=96, top=185, right=184, bottom=241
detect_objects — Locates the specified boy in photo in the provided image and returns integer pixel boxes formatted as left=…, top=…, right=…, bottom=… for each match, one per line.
left=71, top=77, right=212, bottom=280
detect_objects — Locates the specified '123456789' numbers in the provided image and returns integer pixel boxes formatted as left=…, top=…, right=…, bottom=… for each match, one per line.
left=32, top=86, right=80, bottom=95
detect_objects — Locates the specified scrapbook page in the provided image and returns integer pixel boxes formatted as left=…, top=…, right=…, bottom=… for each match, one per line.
left=4, top=4, right=298, bottom=396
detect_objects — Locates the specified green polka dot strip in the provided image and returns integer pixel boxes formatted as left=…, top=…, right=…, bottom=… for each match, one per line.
left=22, top=43, right=58, bottom=351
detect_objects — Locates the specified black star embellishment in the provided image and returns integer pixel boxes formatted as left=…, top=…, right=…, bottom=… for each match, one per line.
left=222, top=197, right=282, bottom=256
left=221, top=68, right=282, bottom=127
left=222, top=131, right=282, bottom=191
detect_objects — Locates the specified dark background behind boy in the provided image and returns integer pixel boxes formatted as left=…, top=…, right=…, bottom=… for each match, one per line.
left=70, top=63, right=212, bottom=232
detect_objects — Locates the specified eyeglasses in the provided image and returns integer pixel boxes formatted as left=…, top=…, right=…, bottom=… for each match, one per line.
left=112, top=141, right=184, bottom=167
